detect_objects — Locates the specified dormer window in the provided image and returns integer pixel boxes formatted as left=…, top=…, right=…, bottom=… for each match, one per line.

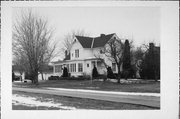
left=75, top=49, right=79, bottom=58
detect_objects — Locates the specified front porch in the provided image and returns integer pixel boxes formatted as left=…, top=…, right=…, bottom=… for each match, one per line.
left=53, top=58, right=107, bottom=77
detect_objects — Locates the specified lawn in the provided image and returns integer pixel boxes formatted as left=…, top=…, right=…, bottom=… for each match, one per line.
left=13, top=79, right=160, bottom=93
left=12, top=91, right=158, bottom=110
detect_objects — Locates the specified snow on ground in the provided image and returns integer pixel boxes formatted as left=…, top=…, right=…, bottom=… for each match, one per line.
left=12, top=94, right=76, bottom=110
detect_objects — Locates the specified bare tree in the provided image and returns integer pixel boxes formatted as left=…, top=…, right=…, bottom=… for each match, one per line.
left=13, top=10, right=57, bottom=85
left=103, top=37, right=124, bottom=83
left=61, top=29, right=89, bottom=54
left=94, top=51, right=109, bottom=69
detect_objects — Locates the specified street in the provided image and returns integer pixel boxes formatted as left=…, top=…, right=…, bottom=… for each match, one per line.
left=13, top=87, right=160, bottom=108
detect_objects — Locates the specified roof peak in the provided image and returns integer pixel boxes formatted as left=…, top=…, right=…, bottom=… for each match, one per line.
left=75, top=33, right=115, bottom=39
left=75, top=33, right=116, bottom=48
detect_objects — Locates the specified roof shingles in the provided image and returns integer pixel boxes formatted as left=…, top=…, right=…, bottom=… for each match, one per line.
left=75, top=36, right=93, bottom=48
left=93, top=33, right=114, bottom=48
left=75, top=33, right=115, bottom=48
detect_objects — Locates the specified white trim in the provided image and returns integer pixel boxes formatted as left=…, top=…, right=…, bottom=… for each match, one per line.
left=68, top=37, right=78, bottom=52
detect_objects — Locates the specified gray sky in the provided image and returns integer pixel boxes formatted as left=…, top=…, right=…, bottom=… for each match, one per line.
left=13, top=7, right=160, bottom=60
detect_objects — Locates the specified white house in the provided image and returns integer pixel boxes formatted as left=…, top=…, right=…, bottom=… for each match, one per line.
left=52, top=33, right=122, bottom=77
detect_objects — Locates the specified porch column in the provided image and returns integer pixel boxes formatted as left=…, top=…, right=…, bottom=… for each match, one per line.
left=95, top=60, right=97, bottom=67
left=53, top=65, right=55, bottom=74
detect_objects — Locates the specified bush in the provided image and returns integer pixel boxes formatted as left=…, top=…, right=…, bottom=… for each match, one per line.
left=113, top=73, right=118, bottom=78
left=62, top=67, right=69, bottom=77
left=107, top=67, right=116, bottom=79
left=94, top=74, right=107, bottom=81
left=92, top=65, right=99, bottom=78
left=59, top=76, right=90, bottom=80
left=48, top=75, right=90, bottom=80
left=48, top=76, right=60, bottom=80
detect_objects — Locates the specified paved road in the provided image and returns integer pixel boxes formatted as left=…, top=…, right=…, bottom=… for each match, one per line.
left=13, top=87, right=160, bottom=108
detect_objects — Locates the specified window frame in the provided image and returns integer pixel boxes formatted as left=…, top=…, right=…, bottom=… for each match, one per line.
left=75, top=49, right=79, bottom=58
left=70, top=63, right=76, bottom=72
left=78, top=63, right=83, bottom=72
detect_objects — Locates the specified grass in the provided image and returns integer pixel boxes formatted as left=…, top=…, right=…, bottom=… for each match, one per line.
left=12, top=91, right=159, bottom=110
left=13, top=79, right=160, bottom=93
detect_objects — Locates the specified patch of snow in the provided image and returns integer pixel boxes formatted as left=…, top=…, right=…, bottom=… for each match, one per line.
left=86, top=87, right=100, bottom=89
left=12, top=94, right=76, bottom=110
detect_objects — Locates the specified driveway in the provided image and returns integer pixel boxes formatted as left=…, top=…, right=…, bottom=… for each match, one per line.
left=13, top=87, right=160, bottom=108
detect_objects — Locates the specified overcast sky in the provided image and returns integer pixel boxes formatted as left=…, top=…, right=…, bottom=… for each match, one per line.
left=13, top=7, right=160, bottom=60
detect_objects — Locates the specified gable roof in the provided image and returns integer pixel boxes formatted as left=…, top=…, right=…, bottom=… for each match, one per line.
left=93, top=33, right=114, bottom=48
left=75, top=36, right=93, bottom=48
left=75, top=33, right=115, bottom=48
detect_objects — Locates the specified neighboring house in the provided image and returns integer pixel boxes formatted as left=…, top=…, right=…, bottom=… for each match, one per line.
left=12, top=65, right=53, bottom=81
left=38, top=65, right=54, bottom=80
left=52, top=33, right=122, bottom=77
left=12, top=65, right=25, bottom=80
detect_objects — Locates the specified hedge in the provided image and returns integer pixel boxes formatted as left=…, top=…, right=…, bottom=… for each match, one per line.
left=48, top=75, right=90, bottom=80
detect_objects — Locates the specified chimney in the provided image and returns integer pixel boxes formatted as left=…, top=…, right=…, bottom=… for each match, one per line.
left=149, top=43, right=154, bottom=50
left=100, top=34, right=105, bottom=37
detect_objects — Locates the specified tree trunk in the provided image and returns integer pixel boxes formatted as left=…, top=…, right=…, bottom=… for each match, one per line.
left=30, top=69, right=39, bottom=85
left=41, top=72, right=44, bottom=80
left=117, top=65, right=121, bottom=84
left=20, top=72, right=23, bottom=82
left=34, top=71, right=39, bottom=85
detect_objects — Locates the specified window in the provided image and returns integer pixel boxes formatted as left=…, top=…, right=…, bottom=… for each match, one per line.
left=112, top=63, right=116, bottom=71
left=55, top=65, right=62, bottom=73
left=78, top=63, right=83, bottom=72
left=70, top=63, right=76, bottom=72
left=75, top=49, right=79, bottom=58
left=87, top=63, right=89, bottom=67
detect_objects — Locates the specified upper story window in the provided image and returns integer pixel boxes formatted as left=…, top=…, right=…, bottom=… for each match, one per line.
left=75, top=49, right=79, bottom=58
